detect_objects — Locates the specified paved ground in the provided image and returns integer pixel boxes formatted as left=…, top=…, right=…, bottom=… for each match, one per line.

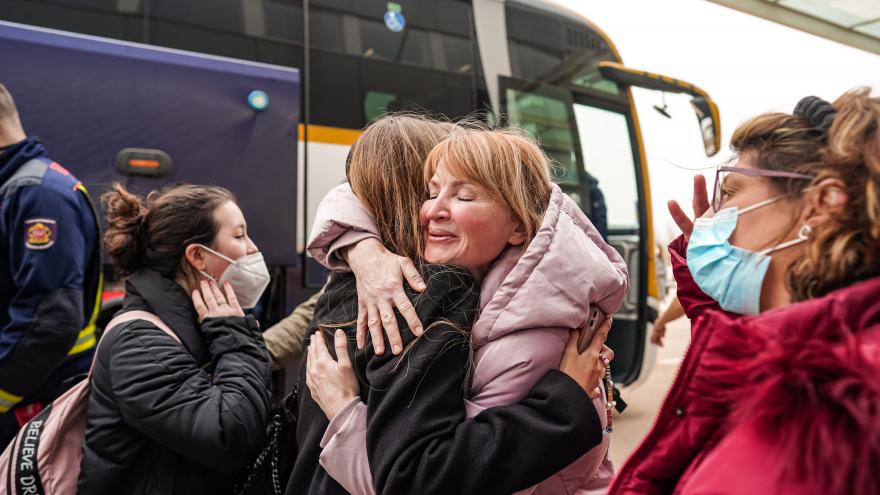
left=608, top=317, right=691, bottom=467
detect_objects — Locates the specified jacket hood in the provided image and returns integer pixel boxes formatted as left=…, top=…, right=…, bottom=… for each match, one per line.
left=471, top=184, right=628, bottom=347
left=0, top=136, right=46, bottom=185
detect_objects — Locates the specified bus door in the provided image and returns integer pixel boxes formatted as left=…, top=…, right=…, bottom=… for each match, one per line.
left=501, top=76, right=648, bottom=385
left=570, top=93, right=648, bottom=386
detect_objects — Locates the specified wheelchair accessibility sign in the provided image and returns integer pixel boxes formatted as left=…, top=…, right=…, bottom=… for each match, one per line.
left=385, top=2, right=405, bottom=33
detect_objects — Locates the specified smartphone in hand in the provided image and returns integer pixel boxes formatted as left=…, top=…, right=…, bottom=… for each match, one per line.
left=577, top=305, right=606, bottom=353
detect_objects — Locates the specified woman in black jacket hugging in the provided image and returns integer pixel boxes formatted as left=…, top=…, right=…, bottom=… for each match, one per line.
left=77, top=183, right=273, bottom=494
left=287, top=115, right=610, bottom=495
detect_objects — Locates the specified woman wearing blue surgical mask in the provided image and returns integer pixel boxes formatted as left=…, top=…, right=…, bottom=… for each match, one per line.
left=77, top=183, right=273, bottom=495
left=683, top=158, right=814, bottom=316
left=611, top=89, right=880, bottom=494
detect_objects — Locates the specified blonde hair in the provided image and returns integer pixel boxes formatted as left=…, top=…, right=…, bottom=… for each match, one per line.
left=347, top=113, right=454, bottom=261
left=423, top=126, right=552, bottom=244
left=0, top=83, right=23, bottom=130
left=731, top=87, right=880, bottom=300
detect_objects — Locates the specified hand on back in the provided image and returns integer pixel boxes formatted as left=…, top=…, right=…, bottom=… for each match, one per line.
left=306, top=329, right=360, bottom=420
left=345, top=238, right=426, bottom=355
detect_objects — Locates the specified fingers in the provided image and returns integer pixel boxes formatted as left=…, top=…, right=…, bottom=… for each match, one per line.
left=565, top=329, right=579, bottom=354
left=601, top=344, right=615, bottom=364
left=389, top=290, right=425, bottom=338
left=334, top=329, right=352, bottom=370
left=591, top=357, right=607, bottom=396
left=191, top=289, right=207, bottom=320
left=209, top=280, right=227, bottom=305
left=585, top=317, right=612, bottom=357
left=652, top=323, right=666, bottom=347
left=650, top=330, right=663, bottom=347
left=398, top=258, right=426, bottom=292
left=223, top=282, right=242, bottom=313
left=313, top=330, right=332, bottom=363
left=693, top=174, right=710, bottom=216
left=377, top=301, right=403, bottom=355
left=667, top=200, right=694, bottom=237
left=356, top=300, right=367, bottom=350
left=393, top=290, right=423, bottom=338
left=366, top=304, right=385, bottom=356
left=589, top=386, right=602, bottom=399
left=306, top=334, right=316, bottom=390
left=200, top=280, right=218, bottom=311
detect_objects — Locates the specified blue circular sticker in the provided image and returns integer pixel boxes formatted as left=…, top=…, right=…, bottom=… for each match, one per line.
left=384, top=11, right=405, bottom=32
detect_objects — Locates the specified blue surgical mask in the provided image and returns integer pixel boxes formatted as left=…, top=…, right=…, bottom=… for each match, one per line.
left=686, top=196, right=811, bottom=315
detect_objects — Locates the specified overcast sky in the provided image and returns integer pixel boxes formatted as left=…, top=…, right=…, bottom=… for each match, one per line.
left=553, top=0, right=880, bottom=244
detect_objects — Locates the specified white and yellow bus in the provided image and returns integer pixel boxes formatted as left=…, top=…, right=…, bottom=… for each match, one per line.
left=0, top=0, right=720, bottom=385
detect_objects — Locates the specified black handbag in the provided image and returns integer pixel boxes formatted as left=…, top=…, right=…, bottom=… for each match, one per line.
left=235, top=389, right=299, bottom=495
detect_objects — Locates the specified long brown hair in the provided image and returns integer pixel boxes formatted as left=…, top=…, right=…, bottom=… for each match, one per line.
left=346, top=113, right=453, bottom=261
left=102, top=183, right=235, bottom=279
left=731, top=87, right=880, bottom=300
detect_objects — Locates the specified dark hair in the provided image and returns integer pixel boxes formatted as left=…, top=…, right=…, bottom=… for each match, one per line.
left=731, top=88, right=880, bottom=300
left=102, top=182, right=236, bottom=278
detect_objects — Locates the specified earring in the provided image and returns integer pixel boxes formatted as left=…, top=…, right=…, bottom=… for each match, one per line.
left=798, top=224, right=813, bottom=239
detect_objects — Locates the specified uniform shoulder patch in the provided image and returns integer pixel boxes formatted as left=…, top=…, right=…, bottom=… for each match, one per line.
left=49, top=162, right=71, bottom=176
left=24, top=218, right=56, bottom=249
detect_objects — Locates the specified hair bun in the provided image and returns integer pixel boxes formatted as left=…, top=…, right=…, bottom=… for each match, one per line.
left=102, top=183, right=148, bottom=277
left=793, top=96, right=837, bottom=133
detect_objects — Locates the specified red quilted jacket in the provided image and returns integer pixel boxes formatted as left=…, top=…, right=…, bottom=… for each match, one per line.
left=610, top=235, right=880, bottom=495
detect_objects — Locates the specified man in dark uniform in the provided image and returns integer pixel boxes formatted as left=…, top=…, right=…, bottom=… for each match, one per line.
left=0, top=83, right=102, bottom=447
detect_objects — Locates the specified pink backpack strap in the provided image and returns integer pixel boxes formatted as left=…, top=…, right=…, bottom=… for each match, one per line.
left=92, top=310, right=181, bottom=375
left=104, top=310, right=179, bottom=343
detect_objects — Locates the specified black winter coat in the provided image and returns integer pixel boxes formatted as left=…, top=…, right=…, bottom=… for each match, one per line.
left=287, top=264, right=602, bottom=495
left=77, top=269, right=272, bottom=494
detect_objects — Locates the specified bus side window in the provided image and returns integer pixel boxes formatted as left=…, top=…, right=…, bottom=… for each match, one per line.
left=573, top=104, right=639, bottom=233
left=573, top=103, right=641, bottom=314
left=502, top=82, right=593, bottom=216
left=0, top=0, right=143, bottom=43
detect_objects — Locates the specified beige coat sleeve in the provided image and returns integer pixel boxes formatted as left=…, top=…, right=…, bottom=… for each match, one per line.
left=263, top=289, right=323, bottom=368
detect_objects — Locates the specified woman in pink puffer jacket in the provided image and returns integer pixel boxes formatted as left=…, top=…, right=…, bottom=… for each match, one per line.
left=306, top=127, right=628, bottom=494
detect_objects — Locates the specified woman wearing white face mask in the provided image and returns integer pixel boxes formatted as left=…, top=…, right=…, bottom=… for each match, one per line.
left=194, top=243, right=271, bottom=310
left=77, top=183, right=273, bottom=495
left=611, top=91, right=880, bottom=494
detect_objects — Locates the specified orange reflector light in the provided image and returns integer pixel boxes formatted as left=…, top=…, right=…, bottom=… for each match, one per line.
left=129, top=159, right=161, bottom=168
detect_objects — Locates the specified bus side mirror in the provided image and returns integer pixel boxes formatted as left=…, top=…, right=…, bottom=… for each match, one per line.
left=689, top=96, right=719, bottom=157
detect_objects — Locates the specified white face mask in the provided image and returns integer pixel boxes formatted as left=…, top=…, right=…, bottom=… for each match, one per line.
left=195, top=244, right=270, bottom=309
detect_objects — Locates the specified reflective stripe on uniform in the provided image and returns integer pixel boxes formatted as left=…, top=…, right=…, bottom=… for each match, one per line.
left=67, top=323, right=97, bottom=356
left=66, top=182, right=103, bottom=357
left=0, top=388, right=23, bottom=413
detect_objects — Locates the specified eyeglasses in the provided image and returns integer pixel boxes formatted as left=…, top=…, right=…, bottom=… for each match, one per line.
left=711, top=165, right=814, bottom=212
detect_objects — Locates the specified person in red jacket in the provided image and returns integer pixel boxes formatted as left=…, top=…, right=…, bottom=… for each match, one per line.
left=611, top=88, right=880, bottom=495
